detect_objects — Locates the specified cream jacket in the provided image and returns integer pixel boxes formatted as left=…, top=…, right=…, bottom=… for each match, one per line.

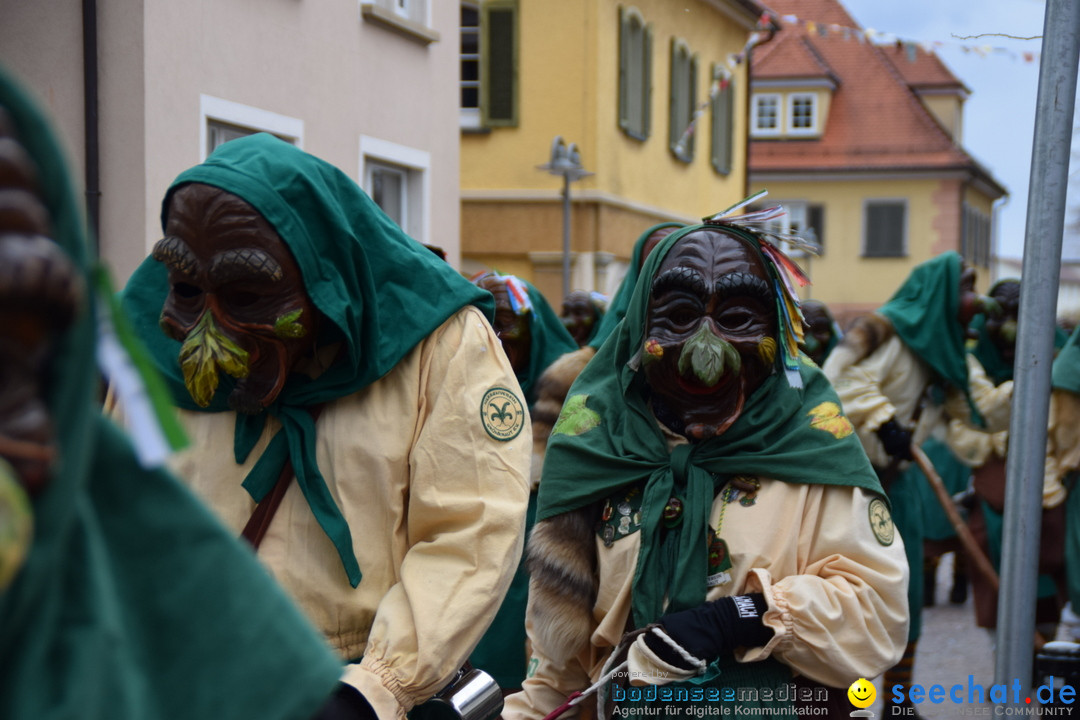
left=167, top=306, right=532, bottom=720
left=504, top=458, right=909, bottom=719
left=826, top=336, right=1012, bottom=468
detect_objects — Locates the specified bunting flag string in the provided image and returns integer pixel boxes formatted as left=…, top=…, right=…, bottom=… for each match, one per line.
left=672, top=10, right=1040, bottom=159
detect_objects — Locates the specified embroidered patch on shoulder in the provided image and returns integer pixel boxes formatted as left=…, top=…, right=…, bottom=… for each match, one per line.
left=480, top=386, right=525, bottom=441
left=868, top=497, right=895, bottom=546
left=551, top=394, right=601, bottom=437
left=807, top=401, right=855, bottom=439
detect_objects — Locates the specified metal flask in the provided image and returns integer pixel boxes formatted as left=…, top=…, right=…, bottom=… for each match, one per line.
left=424, top=667, right=504, bottom=720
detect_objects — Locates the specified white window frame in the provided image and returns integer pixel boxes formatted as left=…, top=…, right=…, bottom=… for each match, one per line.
left=360, top=0, right=431, bottom=28
left=460, top=1, right=482, bottom=129
left=751, top=93, right=781, bottom=137
left=787, top=93, right=818, bottom=136
left=199, top=95, right=303, bottom=161
left=359, top=135, right=431, bottom=245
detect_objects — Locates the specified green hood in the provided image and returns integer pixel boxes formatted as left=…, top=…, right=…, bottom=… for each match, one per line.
left=878, top=251, right=982, bottom=424
left=0, top=70, right=341, bottom=720
left=1053, top=323, right=1080, bottom=395
left=122, top=134, right=493, bottom=586
left=589, top=222, right=685, bottom=350
left=537, top=222, right=883, bottom=628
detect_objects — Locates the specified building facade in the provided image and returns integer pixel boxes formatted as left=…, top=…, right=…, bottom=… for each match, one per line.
left=747, top=0, right=1006, bottom=327
left=0, top=0, right=463, bottom=283
left=459, top=0, right=769, bottom=306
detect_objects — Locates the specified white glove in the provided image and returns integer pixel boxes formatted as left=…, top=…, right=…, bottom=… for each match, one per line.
left=626, top=626, right=707, bottom=687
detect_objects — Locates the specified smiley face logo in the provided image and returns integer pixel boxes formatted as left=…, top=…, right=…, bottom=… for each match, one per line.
left=847, top=677, right=876, bottom=709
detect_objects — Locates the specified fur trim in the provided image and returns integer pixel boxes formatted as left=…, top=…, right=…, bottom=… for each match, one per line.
left=823, top=313, right=894, bottom=379
left=524, top=507, right=599, bottom=662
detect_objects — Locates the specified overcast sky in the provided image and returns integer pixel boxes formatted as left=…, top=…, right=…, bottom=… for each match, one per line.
left=821, top=0, right=1078, bottom=261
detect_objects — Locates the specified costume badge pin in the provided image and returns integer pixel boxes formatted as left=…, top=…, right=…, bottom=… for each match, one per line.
left=480, top=386, right=525, bottom=441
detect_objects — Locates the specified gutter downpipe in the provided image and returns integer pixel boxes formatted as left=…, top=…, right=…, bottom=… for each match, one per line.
left=994, top=0, right=1080, bottom=704
left=83, top=0, right=100, bottom=252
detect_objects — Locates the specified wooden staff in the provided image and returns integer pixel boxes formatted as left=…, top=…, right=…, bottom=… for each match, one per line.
left=909, top=443, right=1046, bottom=650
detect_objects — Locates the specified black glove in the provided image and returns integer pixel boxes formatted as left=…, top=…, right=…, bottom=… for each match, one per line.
left=310, top=684, right=378, bottom=720
left=875, top=417, right=914, bottom=462
left=643, top=593, right=773, bottom=668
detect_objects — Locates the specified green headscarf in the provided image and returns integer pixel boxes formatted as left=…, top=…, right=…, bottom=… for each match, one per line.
left=122, top=134, right=493, bottom=587
left=589, top=222, right=685, bottom=350
left=537, top=222, right=884, bottom=628
left=471, top=272, right=578, bottom=407
left=0, top=69, right=342, bottom=720
left=1052, top=324, right=1080, bottom=394
left=877, top=251, right=981, bottom=424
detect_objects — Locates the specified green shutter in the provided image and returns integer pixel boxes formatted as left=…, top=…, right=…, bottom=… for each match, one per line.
left=865, top=202, right=905, bottom=257
left=669, top=38, right=679, bottom=153
left=618, top=6, right=629, bottom=131
left=808, top=204, right=824, bottom=254
left=643, top=24, right=652, bottom=138
left=481, top=0, right=518, bottom=127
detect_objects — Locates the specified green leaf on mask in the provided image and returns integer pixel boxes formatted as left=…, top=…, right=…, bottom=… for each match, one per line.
left=677, top=324, right=740, bottom=387
left=274, top=308, right=308, bottom=339
left=178, top=313, right=251, bottom=407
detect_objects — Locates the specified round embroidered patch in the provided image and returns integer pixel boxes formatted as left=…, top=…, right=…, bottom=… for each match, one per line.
left=480, top=386, right=525, bottom=441
left=868, top=498, right=895, bottom=546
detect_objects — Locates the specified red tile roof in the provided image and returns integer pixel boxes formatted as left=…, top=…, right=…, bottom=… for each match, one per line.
left=750, top=0, right=1002, bottom=196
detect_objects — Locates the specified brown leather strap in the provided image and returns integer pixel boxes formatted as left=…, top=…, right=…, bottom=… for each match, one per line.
left=241, top=403, right=326, bottom=550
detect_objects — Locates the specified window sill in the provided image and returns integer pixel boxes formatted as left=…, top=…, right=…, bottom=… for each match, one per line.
left=360, top=4, right=440, bottom=45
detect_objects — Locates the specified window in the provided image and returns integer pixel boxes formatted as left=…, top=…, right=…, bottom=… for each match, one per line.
left=669, top=39, right=697, bottom=162
left=360, top=136, right=431, bottom=243
left=755, top=201, right=824, bottom=258
left=710, top=65, right=734, bottom=175
left=461, top=1, right=517, bottom=129
left=751, top=94, right=781, bottom=137
left=618, top=7, right=651, bottom=140
left=200, top=95, right=303, bottom=161
left=460, top=3, right=481, bottom=127
left=863, top=200, right=907, bottom=257
left=788, top=93, right=817, bottom=135
left=368, top=162, right=407, bottom=228
left=962, top=204, right=991, bottom=267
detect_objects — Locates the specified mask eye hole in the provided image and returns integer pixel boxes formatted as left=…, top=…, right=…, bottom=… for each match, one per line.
left=173, top=282, right=202, bottom=299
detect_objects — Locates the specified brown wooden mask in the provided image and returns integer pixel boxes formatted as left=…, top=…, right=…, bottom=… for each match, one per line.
left=476, top=273, right=531, bottom=375
left=641, top=228, right=777, bottom=440
left=560, top=290, right=599, bottom=347
left=156, top=183, right=319, bottom=414
left=0, top=106, right=83, bottom=494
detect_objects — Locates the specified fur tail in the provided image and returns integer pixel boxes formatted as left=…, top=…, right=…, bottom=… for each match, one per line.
left=524, top=507, right=599, bottom=662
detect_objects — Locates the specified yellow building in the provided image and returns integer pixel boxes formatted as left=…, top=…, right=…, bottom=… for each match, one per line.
left=747, top=0, right=1006, bottom=327
left=459, top=0, right=770, bottom=307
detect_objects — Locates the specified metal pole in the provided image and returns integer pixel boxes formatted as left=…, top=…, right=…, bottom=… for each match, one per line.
left=562, top=173, right=571, bottom=301
left=995, top=0, right=1080, bottom=699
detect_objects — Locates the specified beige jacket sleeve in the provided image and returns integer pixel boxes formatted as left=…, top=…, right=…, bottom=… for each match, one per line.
left=342, top=307, right=532, bottom=718
left=827, top=336, right=930, bottom=468
left=943, top=355, right=1012, bottom=433
left=741, top=486, right=909, bottom=687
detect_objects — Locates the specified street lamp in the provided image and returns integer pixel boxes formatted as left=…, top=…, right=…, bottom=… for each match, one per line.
left=537, top=135, right=593, bottom=301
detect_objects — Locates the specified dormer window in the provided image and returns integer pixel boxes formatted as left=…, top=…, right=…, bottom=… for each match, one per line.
left=751, top=94, right=781, bottom=137
left=788, top=93, right=817, bottom=135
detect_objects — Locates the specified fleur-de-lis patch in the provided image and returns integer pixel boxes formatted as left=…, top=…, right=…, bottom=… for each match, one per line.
left=480, top=386, right=525, bottom=441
